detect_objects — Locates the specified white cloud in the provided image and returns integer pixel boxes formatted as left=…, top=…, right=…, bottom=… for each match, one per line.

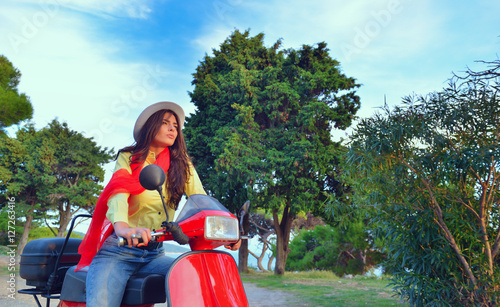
left=62, top=0, right=153, bottom=19
left=191, top=25, right=234, bottom=54
left=0, top=0, right=497, bottom=185
left=193, top=0, right=450, bottom=65
left=191, top=0, right=499, bottom=130
left=192, top=1, right=446, bottom=96
left=7, top=0, right=155, bottom=19
left=0, top=2, right=168, bottom=151
left=2, top=0, right=498, bottom=150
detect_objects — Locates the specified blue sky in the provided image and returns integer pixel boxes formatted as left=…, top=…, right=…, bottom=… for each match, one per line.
left=1, top=0, right=499, bottom=179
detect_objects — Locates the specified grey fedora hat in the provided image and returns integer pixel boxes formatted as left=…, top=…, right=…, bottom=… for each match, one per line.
left=133, top=101, right=185, bottom=141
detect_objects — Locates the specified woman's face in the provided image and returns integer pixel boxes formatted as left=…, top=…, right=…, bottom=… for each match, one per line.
left=150, top=111, right=178, bottom=151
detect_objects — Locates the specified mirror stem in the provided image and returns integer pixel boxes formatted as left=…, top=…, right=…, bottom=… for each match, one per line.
left=157, top=186, right=170, bottom=224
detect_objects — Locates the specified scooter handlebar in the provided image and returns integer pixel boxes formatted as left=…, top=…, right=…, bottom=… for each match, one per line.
left=117, top=225, right=189, bottom=247
left=117, top=230, right=165, bottom=247
left=169, top=222, right=189, bottom=245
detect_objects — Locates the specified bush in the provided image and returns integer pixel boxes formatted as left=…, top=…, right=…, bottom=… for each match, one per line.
left=28, top=227, right=84, bottom=241
left=286, top=224, right=383, bottom=276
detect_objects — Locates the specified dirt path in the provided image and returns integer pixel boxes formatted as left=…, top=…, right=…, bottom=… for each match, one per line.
left=0, top=277, right=298, bottom=307
left=244, top=282, right=300, bottom=307
left=1, top=256, right=299, bottom=306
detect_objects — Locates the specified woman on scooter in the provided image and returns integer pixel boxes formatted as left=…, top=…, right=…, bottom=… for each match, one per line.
left=76, top=101, right=240, bottom=307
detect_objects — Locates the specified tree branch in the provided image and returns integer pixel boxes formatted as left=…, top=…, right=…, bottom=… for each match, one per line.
left=249, top=215, right=273, bottom=232
left=491, top=225, right=500, bottom=259
left=456, top=199, right=481, bottom=221
left=469, top=165, right=494, bottom=275
left=248, top=250, right=260, bottom=259
left=43, top=212, right=57, bottom=237
left=398, top=156, right=478, bottom=287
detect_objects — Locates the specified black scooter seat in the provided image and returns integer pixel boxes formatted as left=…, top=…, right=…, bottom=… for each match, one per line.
left=60, top=265, right=166, bottom=305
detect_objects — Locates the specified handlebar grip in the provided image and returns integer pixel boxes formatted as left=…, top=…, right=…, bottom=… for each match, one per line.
left=118, top=236, right=126, bottom=247
left=169, top=223, right=189, bottom=245
left=172, top=229, right=189, bottom=245
left=117, top=236, right=144, bottom=247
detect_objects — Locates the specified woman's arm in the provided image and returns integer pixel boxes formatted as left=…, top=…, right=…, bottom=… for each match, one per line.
left=113, top=221, right=152, bottom=247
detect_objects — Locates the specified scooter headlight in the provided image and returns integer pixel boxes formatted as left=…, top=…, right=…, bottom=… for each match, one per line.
left=205, top=216, right=239, bottom=241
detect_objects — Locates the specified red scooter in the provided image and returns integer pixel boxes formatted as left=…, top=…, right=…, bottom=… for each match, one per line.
left=19, top=164, right=250, bottom=307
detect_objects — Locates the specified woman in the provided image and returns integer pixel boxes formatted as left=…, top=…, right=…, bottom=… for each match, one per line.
left=76, top=101, right=239, bottom=307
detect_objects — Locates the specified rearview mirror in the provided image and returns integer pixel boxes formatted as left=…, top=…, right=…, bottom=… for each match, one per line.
left=139, top=164, right=165, bottom=191
left=139, top=164, right=170, bottom=222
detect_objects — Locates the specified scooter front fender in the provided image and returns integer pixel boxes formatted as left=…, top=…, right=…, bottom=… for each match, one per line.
left=166, top=250, right=248, bottom=307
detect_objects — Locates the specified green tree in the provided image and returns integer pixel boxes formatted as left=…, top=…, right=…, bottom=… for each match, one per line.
left=0, top=207, right=24, bottom=245
left=0, top=55, right=33, bottom=135
left=39, top=120, right=114, bottom=237
left=345, top=60, right=500, bottom=306
left=287, top=225, right=336, bottom=272
left=0, top=125, right=54, bottom=254
left=185, top=30, right=360, bottom=275
left=0, top=120, right=113, bottom=252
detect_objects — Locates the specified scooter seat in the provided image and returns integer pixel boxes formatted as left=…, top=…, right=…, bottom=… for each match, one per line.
left=60, top=265, right=166, bottom=305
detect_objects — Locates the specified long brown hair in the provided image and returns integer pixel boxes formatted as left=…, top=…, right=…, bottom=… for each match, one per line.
left=118, top=109, right=191, bottom=209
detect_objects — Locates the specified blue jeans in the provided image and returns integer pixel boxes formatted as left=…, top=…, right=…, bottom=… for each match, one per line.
left=86, top=233, right=174, bottom=307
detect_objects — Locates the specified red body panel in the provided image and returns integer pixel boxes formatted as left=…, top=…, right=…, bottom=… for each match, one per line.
left=58, top=302, right=86, bottom=307
left=167, top=251, right=248, bottom=307
left=57, top=302, right=153, bottom=307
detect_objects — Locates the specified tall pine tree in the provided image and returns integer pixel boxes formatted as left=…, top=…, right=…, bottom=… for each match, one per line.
left=184, top=30, right=360, bottom=274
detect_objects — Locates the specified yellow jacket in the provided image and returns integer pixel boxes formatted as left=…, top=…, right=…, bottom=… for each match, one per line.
left=106, top=151, right=206, bottom=231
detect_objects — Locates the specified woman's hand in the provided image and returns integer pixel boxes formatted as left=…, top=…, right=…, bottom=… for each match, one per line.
left=114, top=222, right=151, bottom=247
left=225, top=239, right=242, bottom=251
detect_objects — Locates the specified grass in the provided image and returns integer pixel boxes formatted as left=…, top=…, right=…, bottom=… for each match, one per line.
left=0, top=245, right=17, bottom=275
left=0, top=245, right=13, bottom=256
left=241, top=270, right=408, bottom=306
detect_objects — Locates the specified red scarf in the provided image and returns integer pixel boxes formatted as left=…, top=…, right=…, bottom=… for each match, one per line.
left=75, top=148, right=170, bottom=271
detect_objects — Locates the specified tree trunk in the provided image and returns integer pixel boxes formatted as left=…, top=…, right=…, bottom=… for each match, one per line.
left=273, top=204, right=294, bottom=275
left=17, top=214, right=33, bottom=255
left=261, top=231, right=274, bottom=272
left=248, top=230, right=274, bottom=272
left=238, top=211, right=250, bottom=273
left=57, top=202, right=73, bottom=237
left=248, top=249, right=266, bottom=271
left=43, top=212, right=58, bottom=236
left=360, top=248, right=367, bottom=275
left=268, top=255, right=275, bottom=271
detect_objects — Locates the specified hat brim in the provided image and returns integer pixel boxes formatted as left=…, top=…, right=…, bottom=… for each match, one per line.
left=133, top=101, right=185, bottom=141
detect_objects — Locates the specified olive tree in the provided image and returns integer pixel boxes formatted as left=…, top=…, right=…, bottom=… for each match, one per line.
left=346, top=60, right=500, bottom=306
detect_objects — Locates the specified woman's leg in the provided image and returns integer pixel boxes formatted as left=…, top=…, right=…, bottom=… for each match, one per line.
left=137, top=249, right=175, bottom=276
left=137, top=249, right=176, bottom=302
left=86, top=234, right=152, bottom=307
